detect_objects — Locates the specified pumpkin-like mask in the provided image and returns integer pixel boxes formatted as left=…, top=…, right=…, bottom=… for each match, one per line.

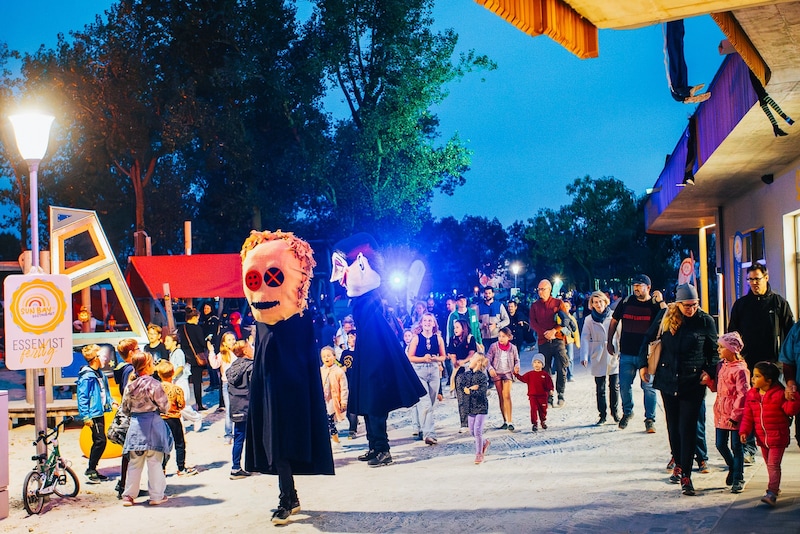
left=241, top=230, right=315, bottom=325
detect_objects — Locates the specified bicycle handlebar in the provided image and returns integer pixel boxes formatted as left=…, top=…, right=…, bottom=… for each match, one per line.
left=33, top=416, right=74, bottom=445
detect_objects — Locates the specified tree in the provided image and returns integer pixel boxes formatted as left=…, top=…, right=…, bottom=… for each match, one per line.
left=312, top=0, right=495, bottom=240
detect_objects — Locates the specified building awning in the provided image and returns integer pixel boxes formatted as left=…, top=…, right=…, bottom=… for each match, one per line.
left=126, top=254, right=244, bottom=299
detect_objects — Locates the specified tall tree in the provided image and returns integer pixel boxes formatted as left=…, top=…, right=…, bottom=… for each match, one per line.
left=312, top=0, right=494, bottom=240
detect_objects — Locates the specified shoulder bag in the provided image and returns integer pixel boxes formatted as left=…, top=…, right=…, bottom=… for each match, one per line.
left=183, top=324, right=209, bottom=367
left=646, top=322, right=665, bottom=375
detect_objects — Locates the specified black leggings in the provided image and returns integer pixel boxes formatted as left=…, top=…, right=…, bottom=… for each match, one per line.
left=191, top=370, right=205, bottom=409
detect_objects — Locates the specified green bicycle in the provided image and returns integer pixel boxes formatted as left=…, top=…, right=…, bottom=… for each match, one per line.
left=22, top=418, right=80, bottom=515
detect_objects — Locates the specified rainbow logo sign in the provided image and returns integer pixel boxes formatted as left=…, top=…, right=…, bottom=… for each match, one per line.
left=10, top=279, right=68, bottom=334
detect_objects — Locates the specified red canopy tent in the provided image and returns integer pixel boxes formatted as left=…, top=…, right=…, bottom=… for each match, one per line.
left=126, top=254, right=244, bottom=299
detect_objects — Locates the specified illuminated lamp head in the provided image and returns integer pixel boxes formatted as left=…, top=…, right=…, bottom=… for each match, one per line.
left=330, top=233, right=382, bottom=297
left=240, top=230, right=316, bottom=325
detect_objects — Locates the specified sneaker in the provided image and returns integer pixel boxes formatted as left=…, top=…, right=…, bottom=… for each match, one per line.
left=612, top=413, right=621, bottom=423
left=121, top=495, right=135, bottom=507
left=669, top=466, right=682, bottom=484
left=666, top=457, right=676, bottom=471
left=177, top=467, right=198, bottom=476
left=744, top=454, right=755, bottom=465
left=541, top=422, right=548, bottom=430
left=424, top=436, right=438, bottom=445
left=149, top=496, right=168, bottom=506
left=474, top=453, right=484, bottom=464
left=596, top=417, right=606, bottom=426
left=681, top=477, right=696, bottom=496
left=229, top=469, right=251, bottom=479
left=645, top=419, right=656, bottom=433
left=697, top=460, right=710, bottom=474
left=358, top=449, right=378, bottom=462
left=482, top=439, right=490, bottom=455
left=272, top=506, right=292, bottom=525
left=557, top=398, right=565, bottom=408
left=618, top=414, right=632, bottom=429
left=761, top=491, right=777, bottom=506
left=731, top=481, right=745, bottom=493
left=367, top=451, right=393, bottom=467
left=548, top=396, right=554, bottom=407
left=458, top=427, right=467, bottom=434
left=497, top=423, right=508, bottom=430
left=86, top=470, right=102, bottom=484
left=725, top=470, right=733, bottom=486
left=532, top=424, right=538, bottom=432
left=507, top=424, right=515, bottom=432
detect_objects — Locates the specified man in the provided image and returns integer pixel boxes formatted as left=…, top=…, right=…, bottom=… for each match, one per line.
left=447, top=294, right=483, bottom=350
left=607, top=274, right=665, bottom=432
left=443, top=297, right=457, bottom=344
left=529, top=279, right=570, bottom=407
left=478, top=286, right=510, bottom=349
left=729, top=263, right=794, bottom=460
left=333, top=315, right=356, bottom=360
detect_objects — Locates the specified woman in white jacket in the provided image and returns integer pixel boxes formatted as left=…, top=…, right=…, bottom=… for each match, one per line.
left=580, top=291, right=620, bottom=425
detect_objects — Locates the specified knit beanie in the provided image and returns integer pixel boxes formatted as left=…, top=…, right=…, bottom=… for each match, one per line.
left=675, top=283, right=698, bottom=302
left=532, top=353, right=545, bottom=366
left=718, top=331, right=744, bottom=354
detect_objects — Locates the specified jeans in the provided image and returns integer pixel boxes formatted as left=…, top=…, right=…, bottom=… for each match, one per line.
left=619, top=353, right=656, bottom=420
left=231, top=420, right=246, bottom=471
left=413, top=363, right=440, bottom=439
left=124, top=450, right=166, bottom=501
left=695, top=401, right=708, bottom=462
left=222, top=381, right=232, bottom=439
left=716, top=428, right=744, bottom=483
left=566, top=342, right=575, bottom=380
left=539, top=339, right=568, bottom=399
left=595, top=374, right=620, bottom=418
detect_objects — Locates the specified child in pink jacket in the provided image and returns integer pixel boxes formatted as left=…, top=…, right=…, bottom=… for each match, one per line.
left=739, top=361, right=800, bottom=507
left=702, top=332, right=749, bottom=493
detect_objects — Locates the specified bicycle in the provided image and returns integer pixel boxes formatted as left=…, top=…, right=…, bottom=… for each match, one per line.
left=22, top=417, right=80, bottom=515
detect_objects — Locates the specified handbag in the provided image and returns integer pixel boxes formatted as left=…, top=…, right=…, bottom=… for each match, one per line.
left=106, top=408, right=130, bottom=446
left=646, top=322, right=665, bottom=375
left=183, top=325, right=209, bottom=367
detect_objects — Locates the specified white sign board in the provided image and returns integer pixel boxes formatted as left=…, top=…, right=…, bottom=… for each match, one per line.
left=4, top=274, right=73, bottom=369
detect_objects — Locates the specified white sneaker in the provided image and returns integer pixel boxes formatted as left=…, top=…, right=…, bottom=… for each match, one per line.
left=458, top=427, right=467, bottom=434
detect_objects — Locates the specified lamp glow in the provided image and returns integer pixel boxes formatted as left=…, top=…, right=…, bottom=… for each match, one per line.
left=9, top=114, right=54, bottom=161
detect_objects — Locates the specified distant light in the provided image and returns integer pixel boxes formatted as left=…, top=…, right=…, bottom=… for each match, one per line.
left=554, top=276, right=561, bottom=284
left=511, top=262, right=521, bottom=275
left=389, top=272, right=405, bottom=290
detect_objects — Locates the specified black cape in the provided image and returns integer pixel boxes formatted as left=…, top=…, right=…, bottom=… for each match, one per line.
left=349, top=290, right=426, bottom=416
left=245, top=313, right=334, bottom=476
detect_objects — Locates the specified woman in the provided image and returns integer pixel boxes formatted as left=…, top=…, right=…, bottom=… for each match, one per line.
left=487, top=327, right=520, bottom=431
left=180, top=307, right=209, bottom=410
left=640, top=283, right=717, bottom=496
left=580, top=291, right=620, bottom=425
left=120, top=351, right=173, bottom=506
left=407, top=312, right=447, bottom=445
left=200, top=303, right=222, bottom=394
left=405, top=301, right=427, bottom=330
left=447, top=319, right=478, bottom=432
left=209, top=331, right=237, bottom=443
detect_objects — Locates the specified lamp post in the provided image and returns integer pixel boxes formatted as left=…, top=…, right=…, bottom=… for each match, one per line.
left=9, top=112, right=55, bottom=455
left=511, top=262, right=521, bottom=289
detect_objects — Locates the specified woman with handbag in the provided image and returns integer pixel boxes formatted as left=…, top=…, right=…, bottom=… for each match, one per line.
left=639, top=283, right=717, bottom=496
left=180, top=307, right=210, bottom=411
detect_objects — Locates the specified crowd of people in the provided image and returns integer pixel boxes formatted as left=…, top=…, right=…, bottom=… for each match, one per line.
left=73, top=262, right=800, bottom=514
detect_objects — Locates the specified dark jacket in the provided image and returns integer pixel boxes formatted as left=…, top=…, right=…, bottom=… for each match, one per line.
left=728, top=286, right=794, bottom=370
left=640, top=308, right=717, bottom=397
left=226, top=356, right=253, bottom=423
left=463, top=369, right=489, bottom=415
left=179, top=323, right=207, bottom=367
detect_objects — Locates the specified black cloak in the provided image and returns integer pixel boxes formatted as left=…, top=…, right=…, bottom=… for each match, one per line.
left=349, top=290, right=426, bottom=416
left=245, top=313, right=334, bottom=475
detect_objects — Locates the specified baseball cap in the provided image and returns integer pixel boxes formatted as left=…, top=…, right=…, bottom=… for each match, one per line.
left=632, top=274, right=651, bottom=286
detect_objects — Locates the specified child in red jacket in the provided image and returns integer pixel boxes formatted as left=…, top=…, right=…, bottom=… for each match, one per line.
left=739, top=361, right=800, bottom=506
left=514, top=354, right=554, bottom=432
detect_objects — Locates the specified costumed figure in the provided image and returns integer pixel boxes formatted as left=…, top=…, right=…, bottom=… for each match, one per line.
left=330, top=233, right=426, bottom=467
left=241, top=230, right=334, bottom=525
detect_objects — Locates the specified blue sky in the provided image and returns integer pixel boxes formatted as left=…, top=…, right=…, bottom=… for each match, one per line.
left=3, top=1, right=725, bottom=227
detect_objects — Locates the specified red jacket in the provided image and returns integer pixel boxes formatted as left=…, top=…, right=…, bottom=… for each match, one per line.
left=740, top=384, right=800, bottom=449
left=514, top=370, right=554, bottom=397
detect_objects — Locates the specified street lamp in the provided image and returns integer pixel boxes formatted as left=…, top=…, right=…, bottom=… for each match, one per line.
left=511, top=262, right=521, bottom=289
left=9, top=113, right=55, bottom=271
left=9, top=112, right=54, bottom=457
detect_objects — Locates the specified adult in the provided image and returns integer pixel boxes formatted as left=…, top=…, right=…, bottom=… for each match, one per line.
left=478, top=286, right=510, bottom=349
left=333, top=315, right=356, bottom=360
left=728, top=262, right=794, bottom=459
left=607, top=274, right=666, bottom=432
left=407, top=312, right=447, bottom=445
left=443, top=297, right=457, bottom=344
left=447, top=318, right=478, bottom=432
left=200, top=302, right=222, bottom=393
left=640, top=284, right=717, bottom=496
left=405, top=300, right=427, bottom=330
left=580, top=291, right=620, bottom=425
left=447, top=294, right=483, bottom=352
left=180, top=307, right=209, bottom=411
left=529, top=279, right=570, bottom=407
left=507, top=300, right=532, bottom=354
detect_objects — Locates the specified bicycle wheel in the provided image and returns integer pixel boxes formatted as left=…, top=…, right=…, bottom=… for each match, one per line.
left=22, top=470, right=45, bottom=515
left=54, top=465, right=79, bottom=498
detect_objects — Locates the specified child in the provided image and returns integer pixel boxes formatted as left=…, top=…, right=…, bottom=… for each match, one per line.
left=163, top=333, right=204, bottom=432
left=208, top=331, right=236, bottom=442
left=739, top=361, right=800, bottom=506
left=120, top=351, right=173, bottom=506
left=227, top=339, right=254, bottom=479
left=514, top=354, right=554, bottom=431
left=486, top=327, right=520, bottom=431
left=701, top=332, right=749, bottom=493
left=463, top=355, right=490, bottom=464
left=155, top=360, right=197, bottom=477
left=320, top=346, right=349, bottom=444
left=77, top=344, right=113, bottom=484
